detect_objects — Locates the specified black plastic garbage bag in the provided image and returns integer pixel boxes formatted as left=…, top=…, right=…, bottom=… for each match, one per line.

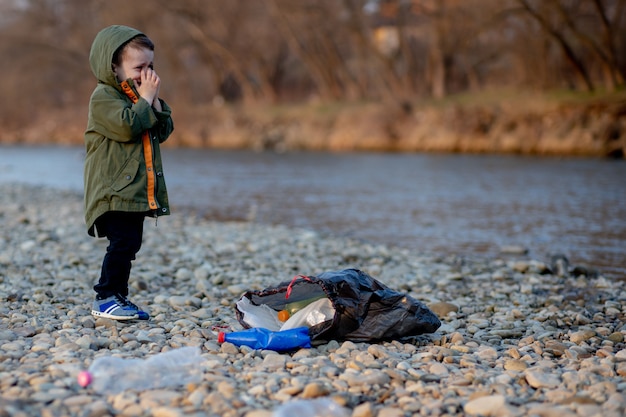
left=235, top=268, right=441, bottom=343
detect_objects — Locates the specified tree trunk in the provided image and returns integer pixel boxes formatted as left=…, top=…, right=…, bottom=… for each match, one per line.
left=517, top=0, right=595, bottom=92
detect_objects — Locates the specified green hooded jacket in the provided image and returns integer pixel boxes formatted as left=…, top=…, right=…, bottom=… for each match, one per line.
left=84, top=25, right=173, bottom=237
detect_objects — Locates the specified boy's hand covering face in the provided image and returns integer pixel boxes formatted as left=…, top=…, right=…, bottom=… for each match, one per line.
left=113, top=46, right=160, bottom=105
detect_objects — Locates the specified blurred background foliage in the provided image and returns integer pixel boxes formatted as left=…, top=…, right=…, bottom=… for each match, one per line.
left=0, top=0, right=624, bottom=147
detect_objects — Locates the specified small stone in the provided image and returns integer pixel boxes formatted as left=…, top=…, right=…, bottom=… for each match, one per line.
left=429, top=301, right=459, bottom=317
left=81, top=400, right=110, bottom=417
left=217, top=381, right=236, bottom=399
left=244, top=411, right=273, bottom=417
left=429, top=363, right=449, bottom=376
left=248, top=385, right=266, bottom=396
left=175, top=268, right=192, bottom=280
left=449, top=332, right=464, bottom=344
left=151, top=407, right=186, bottom=417
left=570, top=330, right=596, bottom=344
left=526, top=405, right=578, bottom=417
left=504, top=359, right=528, bottom=371
left=62, top=395, right=94, bottom=408
left=500, top=245, right=528, bottom=255
left=168, top=295, right=202, bottom=308
left=367, top=345, right=390, bottom=359
left=352, top=402, right=374, bottom=417
left=227, top=284, right=247, bottom=295
left=339, top=369, right=390, bottom=387
left=544, top=340, right=567, bottom=356
left=220, top=342, right=240, bottom=355
left=301, top=382, right=330, bottom=398
left=525, top=368, right=561, bottom=388
left=262, top=354, right=287, bottom=370
left=511, top=261, right=530, bottom=272
left=464, top=394, right=506, bottom=416
left=377, top=408, right=405, bottom=417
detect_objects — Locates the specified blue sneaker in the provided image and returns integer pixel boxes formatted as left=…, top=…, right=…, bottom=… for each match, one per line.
left=116, top=294, right=150, bottom=320
left=92, top=295, right=138, bottom=320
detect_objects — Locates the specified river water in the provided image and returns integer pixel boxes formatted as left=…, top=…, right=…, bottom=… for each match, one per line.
left=1, top=145, right=625, bottom=279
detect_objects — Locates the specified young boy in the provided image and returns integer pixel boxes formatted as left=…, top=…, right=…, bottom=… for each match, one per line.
left=84, top=25, right=174, bottom=320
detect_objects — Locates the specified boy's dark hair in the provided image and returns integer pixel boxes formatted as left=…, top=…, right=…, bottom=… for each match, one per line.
left=112, top=35, right=155, bottom=66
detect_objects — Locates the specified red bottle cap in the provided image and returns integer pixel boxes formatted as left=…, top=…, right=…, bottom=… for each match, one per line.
left=77, top=371, right=92, bottom=388
left=218, top=332, right=225, bottom=343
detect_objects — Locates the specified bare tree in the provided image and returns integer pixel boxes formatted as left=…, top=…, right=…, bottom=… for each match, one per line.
left=515, top=0, right=595, bottom=91
left=267, top=0, right=360, bottom=100
left=0, top=0, right=94, bottom=128
left=0, top=0, right=623, bottom=137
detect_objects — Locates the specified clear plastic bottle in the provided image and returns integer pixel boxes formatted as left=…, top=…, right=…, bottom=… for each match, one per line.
left=77, top=346, right=203, bottom=395
left=282, top=295, right=326, bottom=315
left=236, top=297, right=283, bottom=331
left=218, top=327, right=311, bottom=351
left=273, top=398, right=350, bottom=417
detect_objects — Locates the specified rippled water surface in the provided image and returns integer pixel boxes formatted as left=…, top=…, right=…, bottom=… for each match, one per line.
left=2, top=145, right=625, bottom=278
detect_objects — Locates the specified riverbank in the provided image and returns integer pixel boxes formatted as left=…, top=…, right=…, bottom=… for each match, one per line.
left=1, top=184, right=625, bottom=416
left=175, top=91, right=626, bottom=158
left=3, top=91, right=626, bottom=158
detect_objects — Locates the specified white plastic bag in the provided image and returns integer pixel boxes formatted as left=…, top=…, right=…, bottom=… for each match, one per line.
left=236, top=297, right=282, bottom=331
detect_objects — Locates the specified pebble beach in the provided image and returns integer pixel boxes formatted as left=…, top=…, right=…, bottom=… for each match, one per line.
left=1, top=183, right=625, bottom=417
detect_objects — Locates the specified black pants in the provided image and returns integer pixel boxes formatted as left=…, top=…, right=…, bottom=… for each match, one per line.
left=94, top=211, right=145, bottom=299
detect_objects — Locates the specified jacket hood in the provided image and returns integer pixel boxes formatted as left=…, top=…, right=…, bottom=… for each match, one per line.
left=89, top=25, right=144, bottom=87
